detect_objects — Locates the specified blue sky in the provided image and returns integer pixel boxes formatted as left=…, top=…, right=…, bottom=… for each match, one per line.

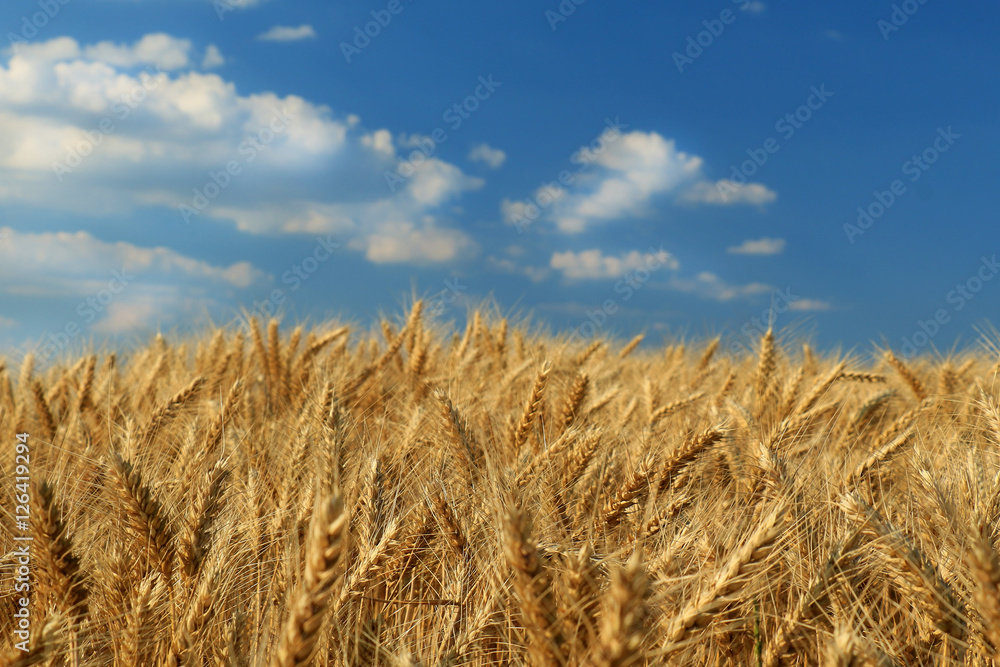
left=1, top=0, right=997, bottom=362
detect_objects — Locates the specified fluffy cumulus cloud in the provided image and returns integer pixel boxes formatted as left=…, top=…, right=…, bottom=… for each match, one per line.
left=354, top=220, right=478, bottom=265
left=550, top=248, right=678, bottom=280
left=0, top=34, right=480, bottom=265
left=0, top=227, right=266, bottom=335
left=467, top=143, right=506, bottom=168
left=727, top=237, right=786, bottom=255
left=8, top=33, right=218, bottom=72
left=256, top=25, right=317, bottom=42
left=80, top=33, right=198, bottom=70
left=503, top=124, right=775, bottom=234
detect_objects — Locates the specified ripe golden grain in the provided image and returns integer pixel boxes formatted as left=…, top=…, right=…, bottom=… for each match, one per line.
left=3, top=310, right=1000, bottom=665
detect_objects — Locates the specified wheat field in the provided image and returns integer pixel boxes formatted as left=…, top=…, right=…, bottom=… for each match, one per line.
left=2, top=301, right=1000, bottom=665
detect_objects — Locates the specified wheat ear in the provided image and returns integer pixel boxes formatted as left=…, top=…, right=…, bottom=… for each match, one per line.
left=590, top=553, right=648, bottom=667
left=140, top=376, right=206, bottom=446
left=179, top=460, right=230, bottom=583
left=32, top=480, right=88, bottom=623
left=884, top=349, right=927, bottom=401
left=560, top=372, right=589, bottom=433
left=510, top=361, right=552, bottom=454
left=107, top=451, right=175, bottom=581
left=272, top=495, right=348, bottom=667
left=504, top=504, right=566, bottom=667
left=664, top=503, right=792, bottom=646
left=619, top=335, right=644, bottom=359
left=31, top=379, right=57, bottom=442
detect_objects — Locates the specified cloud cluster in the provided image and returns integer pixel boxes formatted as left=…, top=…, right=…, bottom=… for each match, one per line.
left=10, top=33, right=208, bottom=71
left=490, top=245, right=775, bottom=304
left=0, top=31, right=807, bottom=340
left=503, top=128, right=776, bottom=234
left=0, top=226, right=265, bottom=333
left=0, top=35, right=480, bottom=264
left=550, top=248, right=678, bottom=280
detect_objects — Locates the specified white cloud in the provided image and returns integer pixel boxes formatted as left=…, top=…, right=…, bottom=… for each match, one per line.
left=467, top=143, right=506, bottom=168
left=550, top=248, right=678, bottom=280
left=667, top=272, right=771, bottom=302
left=256, top=25, right=317, bottom=42
left=0, top=35, right=481, bottom=266
left=357, top=221, right=478, bottom=265
left=94, top=301, right=158, bottom=334
left=361, top=129, right=394, bottom=157
left=407, top=160, right=484, bottom=206
left=555, top=132, right=702, bottom=232
left=494, top=246, right=771, bottom=304
left=202, top=45, right=225, bottom=69
left=0, top=227, right=262, bottom=293
left=6, top=37, right=80, bottom=62
left=82, top=33, right=194, bottom=71
left=789, top=299, right=832, bottom=312
left=727, top=237, right=786, bottom=255
left=0, top=226, right=266, bottom=333
left=501, top=195, right=560, bottom=226
left=740, top=1, right=766, bottom=12
left=504, top=127, right=775, bottom=234
left=681, top=180, right=777, bottom=205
